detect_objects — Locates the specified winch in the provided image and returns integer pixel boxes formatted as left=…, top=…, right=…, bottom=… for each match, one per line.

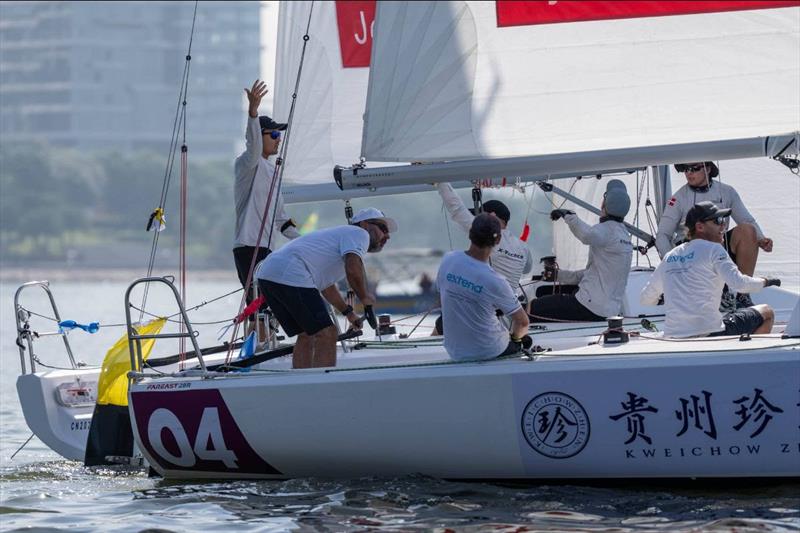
left=603, top=316, right=629, bottom=344
left=377, top=314, right=396, bottom=337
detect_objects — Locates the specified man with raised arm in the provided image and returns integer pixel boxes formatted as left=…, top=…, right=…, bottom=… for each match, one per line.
left=256, top=208, right=397, bottom=368
left=437, top=214, right=531, bottom=361
left=529, top=179, right=633, bottom=322
left=436, top=183, right=533, bottom=295
left=656, top=161, right=773, bottom=310
left=233, top=79, right=301, bottom=339
left=642, top=201, right=778, bottom=338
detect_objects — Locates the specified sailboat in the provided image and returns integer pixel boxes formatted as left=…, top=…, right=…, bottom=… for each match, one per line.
left=14, top=1, right=800, bottom=479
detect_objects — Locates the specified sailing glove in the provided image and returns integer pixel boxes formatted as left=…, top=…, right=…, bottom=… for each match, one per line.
left=763, top=278, right=781, bottom=287
left=511, top=334, right=533, bottom=352
left=550, top=209, right=575, bottom=221
left=363, top=305, right=378, bottom=330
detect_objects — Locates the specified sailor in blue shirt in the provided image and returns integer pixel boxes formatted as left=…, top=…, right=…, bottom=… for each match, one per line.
left=437, top=214, right=531, bottom=361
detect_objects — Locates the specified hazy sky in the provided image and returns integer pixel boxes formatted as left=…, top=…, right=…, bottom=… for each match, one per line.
left=260, top=2, right=279, bottom=111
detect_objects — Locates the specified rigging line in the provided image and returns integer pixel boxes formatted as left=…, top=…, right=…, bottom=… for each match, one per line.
left=9, top=433, right=35, bottom=461
left=128, top=303, right=236, bottom=326
left=129, top=286, right=243, bottom=322
left=140, top=1, right=199, bottom=321
left=17, top=306, right=130, bottom=328
left=226, top=1, right=317, bottom=363
left=634, top=169, right=644, bottom=267
left=443, top=203, right=454, bottom=251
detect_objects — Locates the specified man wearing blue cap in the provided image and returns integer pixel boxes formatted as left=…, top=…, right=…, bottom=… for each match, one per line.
left=529, top=179, right=633, bottom=321
left=233, top=79, right=301, bottom=340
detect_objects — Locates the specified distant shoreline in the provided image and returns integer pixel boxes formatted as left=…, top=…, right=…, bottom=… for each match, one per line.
left=0, top=267, right=236, bottom=284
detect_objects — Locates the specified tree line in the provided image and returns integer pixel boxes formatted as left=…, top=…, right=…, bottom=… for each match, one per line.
left=0, top=143, right=469, bottom=270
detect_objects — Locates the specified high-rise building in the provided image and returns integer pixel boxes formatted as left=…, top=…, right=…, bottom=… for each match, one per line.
left=0, top=1, right=260, bottom=160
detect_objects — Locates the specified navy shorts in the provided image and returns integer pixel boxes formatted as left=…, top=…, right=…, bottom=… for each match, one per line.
left=258, top=280, right=333, bottom=337
left=709, top=307, right=764, bottom=336
left=233, top=246, right=271, bottom=320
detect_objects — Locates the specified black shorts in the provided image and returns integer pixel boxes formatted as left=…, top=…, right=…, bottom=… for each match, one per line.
left=724, top=228, right=736, bottom=263
left=233, top=246, right=271, bottom=290
left=708, top=307, right=764, bottom=337
left=529, top=294, right=604, bottom=322
left=258, top=280, right=333, bottom=337
left=234, top=246, right=271, bottom=319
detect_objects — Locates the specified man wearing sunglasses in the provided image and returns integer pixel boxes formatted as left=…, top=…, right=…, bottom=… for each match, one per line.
left=655, top=161, right=772, bottom=311
left=233, top=79, right=300, bottom=342
left=256, top=207, right=397, bottom=369
left=642, top=202, right=778, bottom=338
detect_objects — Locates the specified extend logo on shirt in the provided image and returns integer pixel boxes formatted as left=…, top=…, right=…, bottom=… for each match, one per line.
left=666, top=251, right=695, bottom=264
left=445, top=273, right=484, bottom=294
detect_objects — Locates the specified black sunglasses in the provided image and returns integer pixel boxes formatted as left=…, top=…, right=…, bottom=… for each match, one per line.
left=684, top=163, right=706, bottom=173
left=705, top=216, right=725, bottom=225
left=370, top=221, right=389, bottom=234
left=262, top=130, right=281, bottom=139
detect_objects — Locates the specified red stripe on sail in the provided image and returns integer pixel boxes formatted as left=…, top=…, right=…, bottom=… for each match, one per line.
left=496, top=1, right=800, bottom=28
left=335, top=1, right=376, bottom=68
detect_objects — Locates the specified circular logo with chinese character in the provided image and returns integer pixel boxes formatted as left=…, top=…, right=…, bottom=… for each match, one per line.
left=521, top=391, right=590, bottom=459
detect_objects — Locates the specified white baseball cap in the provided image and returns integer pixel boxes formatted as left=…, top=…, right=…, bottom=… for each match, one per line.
left=350, top=207, right=399, bottom=233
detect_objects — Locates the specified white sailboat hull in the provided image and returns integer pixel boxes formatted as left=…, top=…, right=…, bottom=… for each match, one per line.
left=128, top=336, right=800, bottom=480
left=16, top=370, right=97, bottom=461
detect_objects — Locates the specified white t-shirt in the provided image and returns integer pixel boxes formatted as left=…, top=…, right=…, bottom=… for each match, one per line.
left=437, top=251, right=522, bottom=361
left=437, top=184, right=533, bottom=294
left=257, top=225, right=369, bottom=290
left=641, top=239, right=764, bottom=338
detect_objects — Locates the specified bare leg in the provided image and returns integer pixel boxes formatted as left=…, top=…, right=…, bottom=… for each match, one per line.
left=256, top=315, right=269, bottom=344
left=311, top=326, right=338, bottom=368
left=292, top=333, right=314, bottom=368
left=729, top=223, right=759, bottom=276
left=753, top=304, right=775, bottom=334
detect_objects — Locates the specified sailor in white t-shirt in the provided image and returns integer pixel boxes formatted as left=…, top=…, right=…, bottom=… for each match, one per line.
left=257, top=208, right=398, bottom=369
left=436, top=183, right=533, bottom=295
left=437, top=214, right=531, bottom=361
left=656, top=161, right=773, bottom=310
left=641, top=201, right=778, bottom=338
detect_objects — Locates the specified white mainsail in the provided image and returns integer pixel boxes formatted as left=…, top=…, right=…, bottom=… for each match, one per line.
left=362, top=1, right=800, bottom=161
left=271, top=1, right=799, bottom=287
left=359, top=1, right=799, bottom=286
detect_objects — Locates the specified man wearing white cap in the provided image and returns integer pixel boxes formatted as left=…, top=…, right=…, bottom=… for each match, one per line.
left=256, top=208, right=397, bottom=369
left=529, top=179, right=633, bottom=321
